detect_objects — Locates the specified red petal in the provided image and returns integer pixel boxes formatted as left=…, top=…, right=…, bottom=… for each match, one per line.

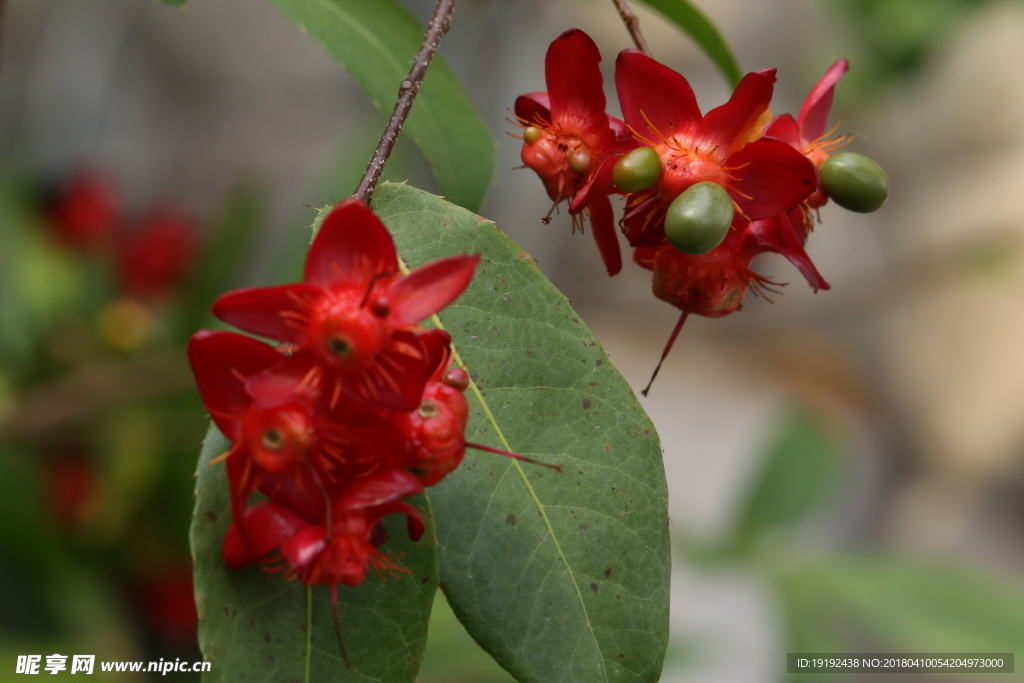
left=765, top=114, right=803, bottom=149
left=746, top=212, right=831, bottom=292
left=420, top=328, right=454, bottom=381
left=342, top=330, right=429, bottom=411
left=244, top=349, right=321, bottom=409
left=546, top=29, right=609, bottom=139
left=211, top=283, right=320, bottom=345
left=621, top=200, right=666, bottom=249
left=633, top=246, right=657, bottom=270
left=587, top=194, right=622, bottom=276
left=225, top=444, right=254, bottom=533
left=280, top=526, right=327, bottom=570
left=729, top=140, right=817, bottom=219
left=188, top=331, right=280, bottom=440
left=608, top=114, right=632, bottom=146
left=222, top=499, right=308, bottom=570
left=389, top=254, right=480, bottom=325
left=797, top=59, right=849, bottom=142
left=335, top=469, right=424, bottom=511
left=616, top=50, right=700, bottom=144
left=368, top=500, right=425, bottom=542
left=700, top=69, right=776, bottom=157
left=305, top=198, right=399, bottom=290
left=570, top=155, right=619, bottom=214
left=514, top=92, right=551, bottom=125
left=259, top=466, right=335, bottom=524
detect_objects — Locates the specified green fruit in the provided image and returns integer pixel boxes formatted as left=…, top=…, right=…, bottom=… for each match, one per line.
left=613, top=147, right=662, bottom=193
left=819, top=151, right=889, bottom=213
left=664, top=182, right=734, bottom=255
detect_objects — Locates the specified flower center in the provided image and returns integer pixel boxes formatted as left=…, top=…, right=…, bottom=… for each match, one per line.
left=328, top=335, right=352, bottom=358
left=521, top=130, right=594, bottom=204
left=243, top=404, right=315, bottom=474
left=262, top=428, right=284, bottom=450
left=308, top=295, right=386, bottom=373
left=418, top=400, right=439, bottom=418
left=657, top=142, right=730, bottom=204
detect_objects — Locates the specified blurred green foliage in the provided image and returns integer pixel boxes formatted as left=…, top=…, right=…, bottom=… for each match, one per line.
left=675, top=405, right=1024, bottom=682
left=826, top=0, right=998, bottom=98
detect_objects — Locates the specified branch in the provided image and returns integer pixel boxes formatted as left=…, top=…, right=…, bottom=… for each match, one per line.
left=0, top=350, right=192, bottom=440
left=353, top=0, right=455, bottom=204
left=612, top=0, right=652, bottom=55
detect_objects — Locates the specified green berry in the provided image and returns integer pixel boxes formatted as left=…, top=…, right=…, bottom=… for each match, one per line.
left=613, top=147, right=661, bottom=193
left=819, top=151, right=889, bottom=213
left=664, top=182, right=734, bottom=255
left=568, top=150, right=592, bottom=175
left=523, top=126, right=543, bottom=144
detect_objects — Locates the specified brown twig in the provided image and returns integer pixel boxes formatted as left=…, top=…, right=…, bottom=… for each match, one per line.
left=353, top=0, right=455, bottom=204
left=611, top=0, right=651, bottom=55
left=0, top=351, right=192, bottom=440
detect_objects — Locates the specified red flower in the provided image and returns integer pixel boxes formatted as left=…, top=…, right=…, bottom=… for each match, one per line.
left=388, top=329, right=470, bottom=486
left=212, top=199, right=479, bottom=412
left=515, top=29, right=634, bottom=275
left=641, top=210, right=829, bottom=394
left=765, top=59, right=850, bottom=213
left=188, top=330, right=394, bottom=529
left=614, top=51, right=817, bottom=248
left=222, top=469, right=425, bottom=589
left=43, top=170, right=117, bottom=251
left=116, top=208, right=198, bottom=299
left=651, top=210, right=828, bottom=318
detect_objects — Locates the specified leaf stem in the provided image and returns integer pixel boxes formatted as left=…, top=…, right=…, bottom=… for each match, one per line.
left=353, top=0, right=455, bottom=204
left=304, top=586, right=312, bottom=683
left=611, top=0, right=652, bottom=55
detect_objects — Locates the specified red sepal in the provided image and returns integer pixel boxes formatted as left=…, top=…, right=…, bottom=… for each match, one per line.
left=341, top=330, right=429, bottom=412
left=305, top=198, right=398, bottom=289
left=615, top=49, right=700, bottom=143
left=335, top=469, right=424, bottom=512
left=545, top=29, right=609, bottom=140
left=765, top=113, right=802, bottom=148
left=798, top=59, right=849, bottom=142
left=369, top=501, right=425, bottom=541
left=587, top=194, right=622, bottom=276
left=280, top=526, right=327, bottom=570
left=222, top=499, right=308, bottom=570
left=729, top=140, right=817, bottom=219
left=187, top=330, right=281, bottom=441
left=746, top=211, right=831, bottom=292
left=514, top=92, right=551, bottom=125
left=700, top=68, right=776, bottom=157
left=211, top=284, right=320, bottom=345
left=389, top=254, right=480, bottom=325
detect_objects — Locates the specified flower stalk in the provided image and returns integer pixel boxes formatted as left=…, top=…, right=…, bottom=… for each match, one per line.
left=611, top=0, right=651, bottom=55
left=353, top=0, right=455, bottom=204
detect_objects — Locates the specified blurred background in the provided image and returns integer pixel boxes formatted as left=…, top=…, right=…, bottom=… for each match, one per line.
left=2, top=0, right=1024, bottom=680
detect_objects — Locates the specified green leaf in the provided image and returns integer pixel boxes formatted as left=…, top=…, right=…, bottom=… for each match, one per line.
left=775, top=570, right=848, bottom=683
left=266, top=0, right=495, bottom=212
left=733, top=408, right=841, bottom=544
left=418, top=592, right=517, bottom=683
left=800, top=555, right=1024, bottom=656
left=158, top=0, right=187, bottom=5
left=370, top=182, right=671, bottom=683
left=636, top=0, right=742, bottom=87
left=190, top=424, right=439, bottom=682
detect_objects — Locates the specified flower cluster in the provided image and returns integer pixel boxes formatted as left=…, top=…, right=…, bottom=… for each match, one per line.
left=41, top=169, right=197, bottom=300
left=515, top=30, right=888, bottom=392
left=188, top=199, right=559, bottom=660
left=189, top=198, right=479, bottom=588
